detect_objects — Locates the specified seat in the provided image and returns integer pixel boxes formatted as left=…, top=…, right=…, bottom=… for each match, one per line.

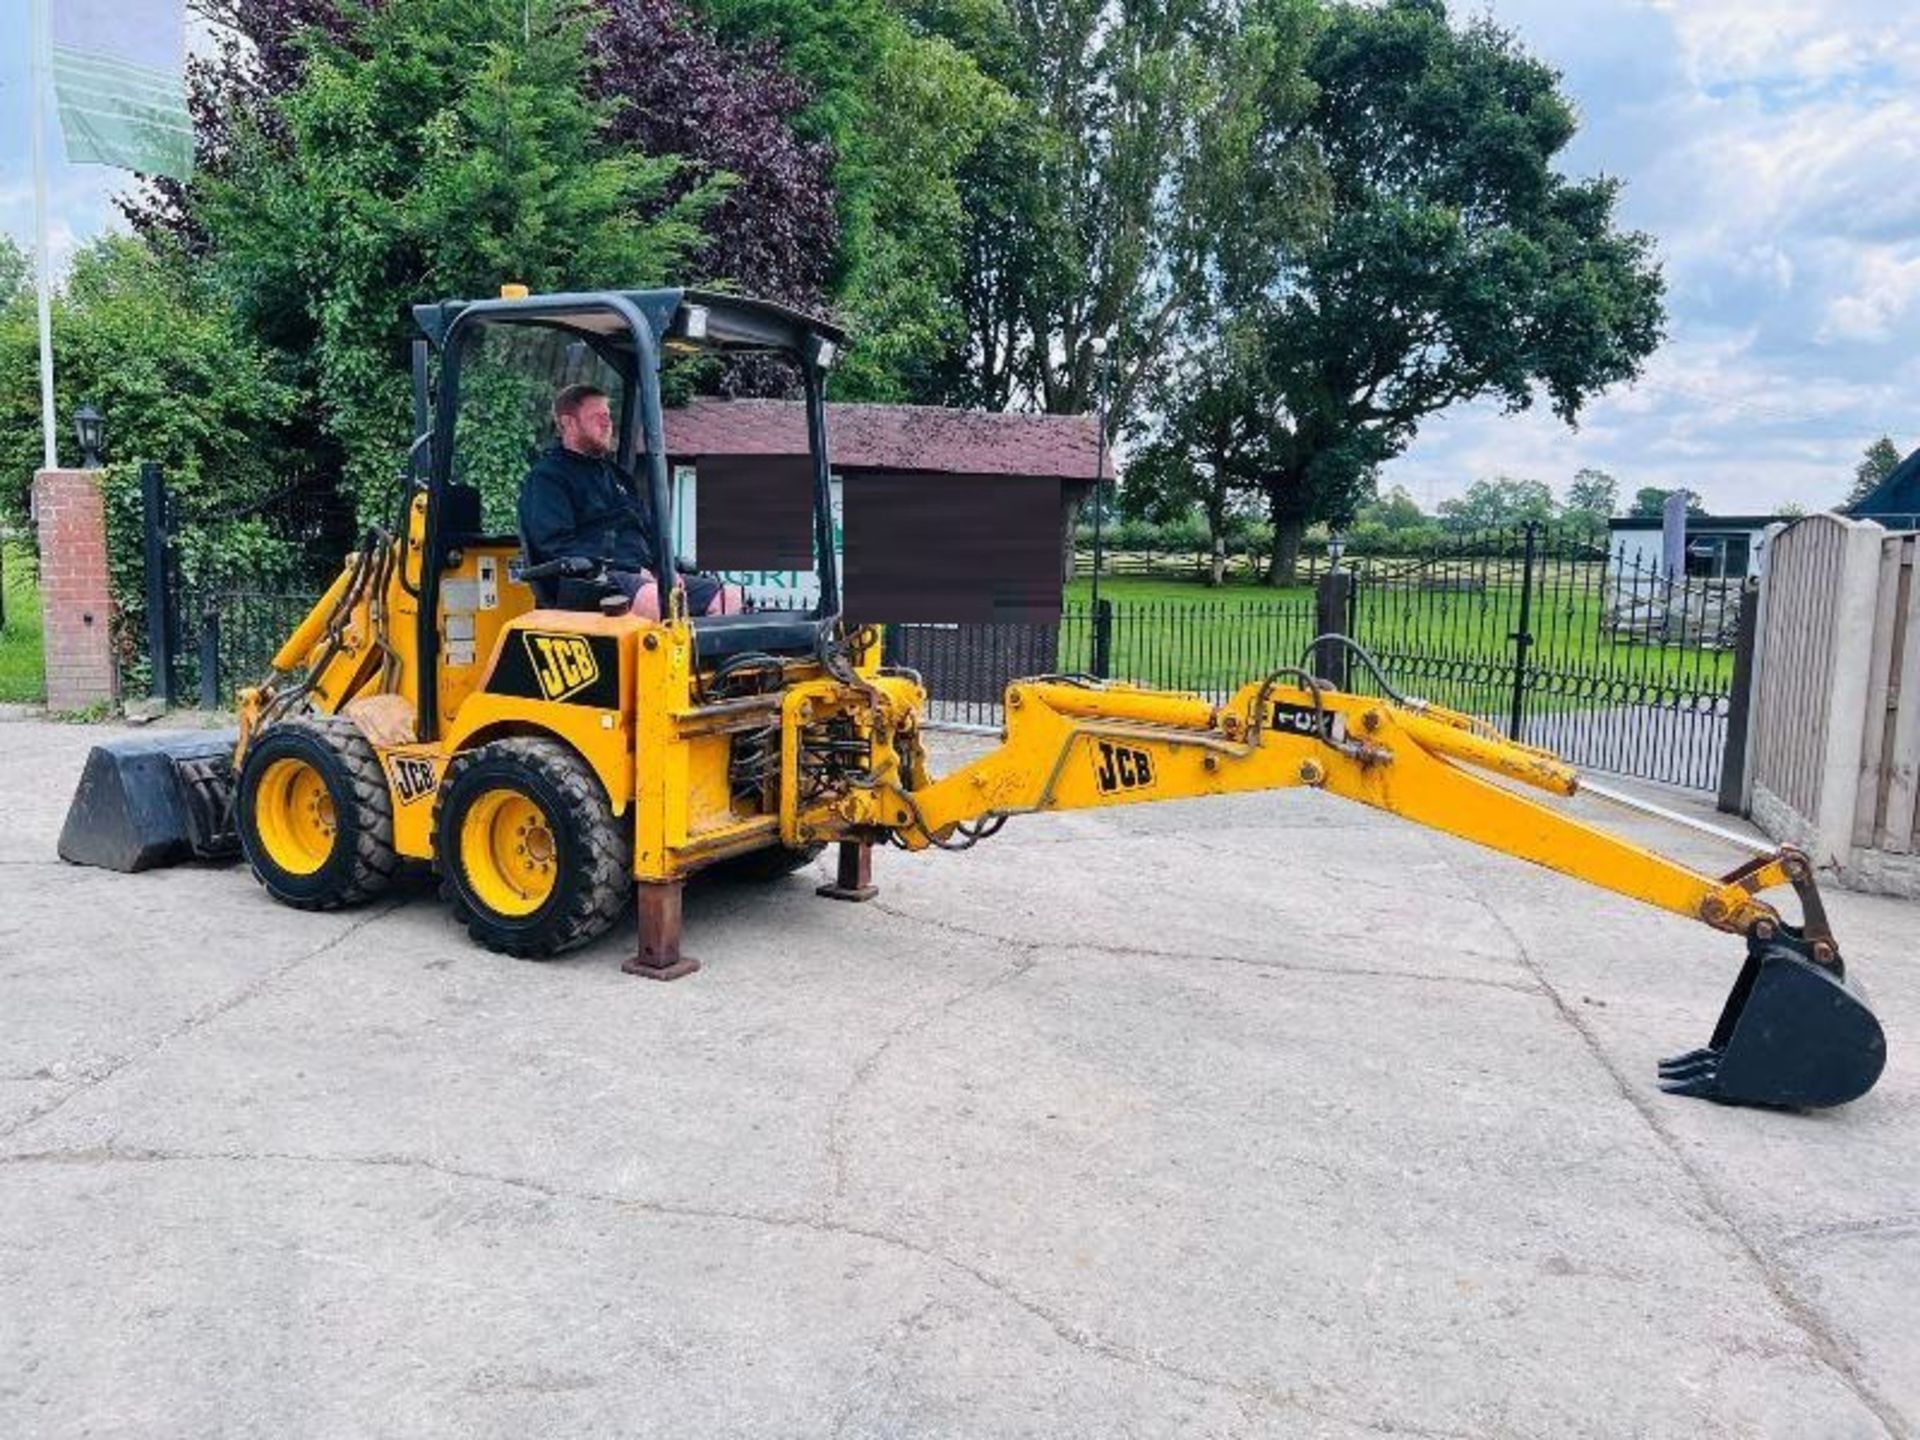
left=691, top=610, right=826, bottom=660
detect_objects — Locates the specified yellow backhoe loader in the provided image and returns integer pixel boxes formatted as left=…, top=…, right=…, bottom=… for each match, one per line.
left=58, top=287, right=1885, bottom=1110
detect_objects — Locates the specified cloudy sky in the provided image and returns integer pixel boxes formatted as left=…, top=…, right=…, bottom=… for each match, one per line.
left=1392, top=0, right=1920, bottom=516
left=3, top=0, right=1916, bottom=516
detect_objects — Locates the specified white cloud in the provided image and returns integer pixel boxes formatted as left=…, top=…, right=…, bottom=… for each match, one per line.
left=1820, top=244, right=1920, bottom=342
left=1643, top=0, right=1920, bottom=91
left=1404, top=0, right=1920, bottom=517
left=0, top=170, right=131, bottom=278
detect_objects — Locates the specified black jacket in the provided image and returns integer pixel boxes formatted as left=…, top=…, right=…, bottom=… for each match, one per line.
left=518, top=443, right=659, bottom=573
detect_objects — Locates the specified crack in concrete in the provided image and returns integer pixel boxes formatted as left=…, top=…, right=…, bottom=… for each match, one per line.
left=865, top=899, right=1538, bottom=995
left=1061, top=938, right=1541, bottom=994
left=0, top=1141, right=1467, bottom=1437
left=822, top=949, right=1039, bottom=1219
left=0, top=898, right=408, bottom=1143
left=1442, top=848, right=1913, bottom=1440
left=1776, top=1213, right=1920, bottom=1252
left=826, top=1295, right=945, bottom=1440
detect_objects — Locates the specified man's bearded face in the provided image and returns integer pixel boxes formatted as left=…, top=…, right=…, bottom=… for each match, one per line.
left=560, top=395, right=615, bottom=458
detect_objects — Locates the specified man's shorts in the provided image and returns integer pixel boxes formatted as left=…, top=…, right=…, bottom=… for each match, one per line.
left=607, top=568, right=730, bottom=616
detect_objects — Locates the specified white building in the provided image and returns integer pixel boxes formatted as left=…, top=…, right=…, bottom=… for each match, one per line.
left=1605, top=513, right=1786, bottom=583
left=1603, top=513, right=1789, bottom=648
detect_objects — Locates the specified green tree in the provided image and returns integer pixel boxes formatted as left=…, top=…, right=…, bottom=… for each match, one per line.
left=1207, top=0, right=1664, bottom=581
left=1629, top=486, right=1703, bottom=519
left=0, top=236, right=296, bottom=527
left=695, top=0, right=1017, bottom=401
left=1438, top=476, right=1556, bottom=532
left=932, top=0, right=1321, bottom=425
left=1563, top=467, right=1618, bottom=523
left=1357, top=484, right=1427, bottom=532
left=1845, top=435, right=1903, bottom=509
left=1121, top=342, right=1269, bottom=585
left=0, top=236, right=301, bottom=663
left=0, top=236, right=27, bottom=306
left=199, top=0, right=722, bottom=518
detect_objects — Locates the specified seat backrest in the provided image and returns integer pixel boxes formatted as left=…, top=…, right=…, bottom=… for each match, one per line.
left=514, top=502, right=561, bottom=607
left=442, top=481, right=484, bottom=545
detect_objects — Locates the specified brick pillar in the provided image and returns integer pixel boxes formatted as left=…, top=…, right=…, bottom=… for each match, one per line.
left=32, top=468, right=117, bottom=711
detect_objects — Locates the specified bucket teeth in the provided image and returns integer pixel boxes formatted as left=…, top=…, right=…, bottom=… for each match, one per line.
left=1658, top=1059, right=1721, bottom=1084
left=1657, top=1047, right=1717, bottom=1076
left=1659, top=1064, right=1725, bottom=1099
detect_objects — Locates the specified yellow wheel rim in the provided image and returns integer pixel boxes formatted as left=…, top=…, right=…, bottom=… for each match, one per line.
left=254, top=757, right=337, bottom=876
left=459, top=789, right=559, bottom=918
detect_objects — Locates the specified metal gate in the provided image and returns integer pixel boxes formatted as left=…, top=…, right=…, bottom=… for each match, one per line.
left=144, top=463, right=351, bottom=707
left=1348, top=522, right=1745, bottom=792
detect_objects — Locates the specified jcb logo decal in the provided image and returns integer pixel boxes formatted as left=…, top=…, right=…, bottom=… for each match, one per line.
left=523, top=632, right=600, bottom=701
left=1093, top=740, right=1155, bottom=795
left=388, top=754, right=439, bottom=806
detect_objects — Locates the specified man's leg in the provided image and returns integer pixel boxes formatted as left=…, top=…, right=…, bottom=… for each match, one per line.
left=607, top=569, right=662, bottom=620
left=682, top=573, right=744, bottom=616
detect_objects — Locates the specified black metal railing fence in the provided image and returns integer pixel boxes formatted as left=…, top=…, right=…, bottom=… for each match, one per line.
left=130, top=467, right=1746, bottom=793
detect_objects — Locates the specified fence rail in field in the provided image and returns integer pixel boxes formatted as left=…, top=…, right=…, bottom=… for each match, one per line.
left=1342, top=522, right=1743, bottom=792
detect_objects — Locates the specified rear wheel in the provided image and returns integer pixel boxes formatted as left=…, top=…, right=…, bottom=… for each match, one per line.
left=436, top=738, right=630, bottom=958
left=237, top=716, right=397, bottom=909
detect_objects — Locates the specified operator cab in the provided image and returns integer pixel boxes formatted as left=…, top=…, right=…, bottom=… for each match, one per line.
left=408, top=287, right=847, bottom=735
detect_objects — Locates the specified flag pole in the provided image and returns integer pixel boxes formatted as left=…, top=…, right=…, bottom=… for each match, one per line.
left=29, top=0, right=59, bottom=469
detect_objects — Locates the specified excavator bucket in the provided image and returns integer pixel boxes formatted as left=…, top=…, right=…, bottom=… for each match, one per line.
left=58, top=731, right=240, bottom=873
left=1660, top=940, right=1886, bottom=1109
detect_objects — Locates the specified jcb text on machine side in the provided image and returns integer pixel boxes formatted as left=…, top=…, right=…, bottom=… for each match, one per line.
left=58, top=287, right=1886, bottom=1111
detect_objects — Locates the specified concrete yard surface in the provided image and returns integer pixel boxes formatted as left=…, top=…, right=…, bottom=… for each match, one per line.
left=1, top=716, right=1915, bottom=1438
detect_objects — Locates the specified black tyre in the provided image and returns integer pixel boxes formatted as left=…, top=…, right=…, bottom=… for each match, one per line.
left=236, top=716, right=398, bottom=910
left=435, top=738, right=631, bottom=958
left=706, top=842, right=827, bottom=883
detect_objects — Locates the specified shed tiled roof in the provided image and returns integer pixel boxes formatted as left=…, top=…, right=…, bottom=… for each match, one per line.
left=660, top=398, right=1113, bottom=481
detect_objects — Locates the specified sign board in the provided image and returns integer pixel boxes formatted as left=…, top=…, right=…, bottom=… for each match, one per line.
left=673, top=465, right=842, bottom=611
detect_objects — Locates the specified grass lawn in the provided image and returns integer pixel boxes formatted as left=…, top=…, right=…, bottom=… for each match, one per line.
left=0, top=540, right=46, bottom=704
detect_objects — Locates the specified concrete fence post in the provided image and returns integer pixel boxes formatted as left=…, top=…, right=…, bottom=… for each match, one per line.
left=1809, top=521, right=1890, bottom=868
left=31, top=467, right=117, bottom=711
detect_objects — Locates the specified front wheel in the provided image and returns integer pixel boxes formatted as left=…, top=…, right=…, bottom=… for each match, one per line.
left=236, top=716, right=398, bottom=909
left=435, top=738, right=631, bottom=958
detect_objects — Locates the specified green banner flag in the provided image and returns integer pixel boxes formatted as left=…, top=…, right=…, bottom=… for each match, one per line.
left=50, top=0, right=193, bottom=180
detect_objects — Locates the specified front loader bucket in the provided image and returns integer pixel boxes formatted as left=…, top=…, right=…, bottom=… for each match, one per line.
left=58, top=731, right=240, bottom=872
left=1660, top=942, right=1887, bottom=1109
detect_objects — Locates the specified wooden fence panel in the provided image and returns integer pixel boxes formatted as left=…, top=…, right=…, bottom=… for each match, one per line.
left=1858, top=535, right=1920, bottom=852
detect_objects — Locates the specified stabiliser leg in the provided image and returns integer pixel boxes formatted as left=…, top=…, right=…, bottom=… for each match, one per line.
left=816, top=840, right=878, bottom=903
left=625, top=879, right=700, bottom=980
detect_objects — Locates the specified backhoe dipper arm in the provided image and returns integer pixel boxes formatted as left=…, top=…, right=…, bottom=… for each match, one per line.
left=888, top=678, right=1791, bottom=943
left=815, top=670, right=1885, bottom=1108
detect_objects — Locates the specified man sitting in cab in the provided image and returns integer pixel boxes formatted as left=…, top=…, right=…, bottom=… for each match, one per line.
left=519, top=383, right=741, bottom=618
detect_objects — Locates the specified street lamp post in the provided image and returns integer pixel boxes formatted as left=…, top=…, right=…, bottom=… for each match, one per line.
left=1089, top=338, right=1112, bottom=606
left=1088, top=337, right=1112, bottom=676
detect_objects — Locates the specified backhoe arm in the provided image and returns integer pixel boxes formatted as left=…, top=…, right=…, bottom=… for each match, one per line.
left=802, top=672, right=1882, bottom=1109
left=887, top=677, right=1787, bottom=941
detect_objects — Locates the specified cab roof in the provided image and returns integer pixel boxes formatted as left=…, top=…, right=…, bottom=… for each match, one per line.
left=410, top=287, right=846, bottom=360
